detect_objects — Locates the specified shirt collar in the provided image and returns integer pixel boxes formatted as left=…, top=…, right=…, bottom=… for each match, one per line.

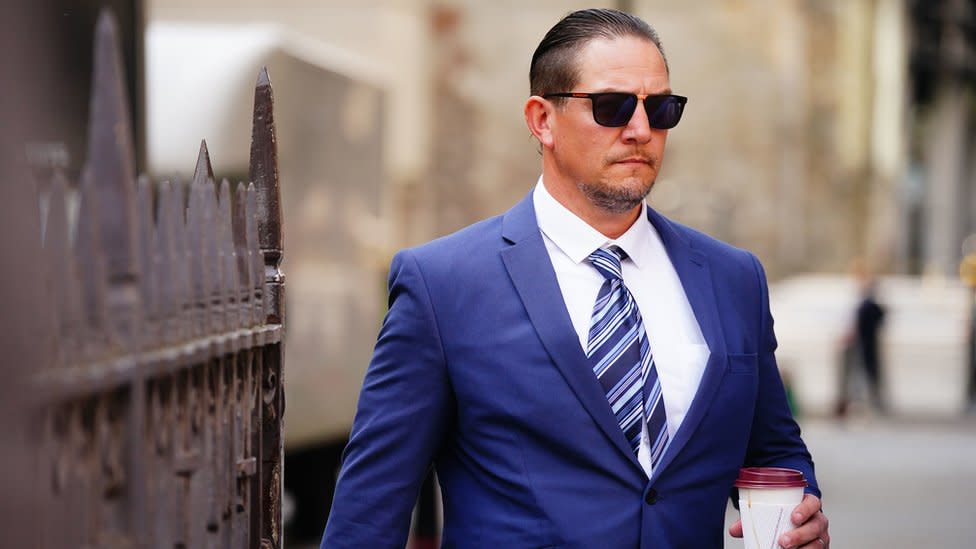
left=533, top=176, right=652, bottom=269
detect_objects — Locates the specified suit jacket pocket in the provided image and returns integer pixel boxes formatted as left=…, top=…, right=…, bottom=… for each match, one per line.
left=727, top=352, right=758, bottom=375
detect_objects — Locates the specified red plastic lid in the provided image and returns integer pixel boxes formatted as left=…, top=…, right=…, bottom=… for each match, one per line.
left=734, top=467, right=808, bottom=489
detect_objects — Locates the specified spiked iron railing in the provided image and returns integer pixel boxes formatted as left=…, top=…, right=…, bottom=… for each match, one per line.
left=26, top=10, right=285, bottom=548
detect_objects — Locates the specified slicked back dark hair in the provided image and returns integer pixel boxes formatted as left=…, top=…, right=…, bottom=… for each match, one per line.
left=530, top=8, right=668, bottom=99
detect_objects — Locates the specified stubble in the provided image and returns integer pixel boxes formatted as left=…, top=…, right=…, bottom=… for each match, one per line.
left=577, top=160, right=657, bottom=214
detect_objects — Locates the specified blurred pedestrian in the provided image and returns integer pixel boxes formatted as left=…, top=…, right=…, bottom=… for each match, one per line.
left=322, top=8, right=827, bottom=549
left=836, top=260, right=886, bottom=416
left=967, top=287, right=976, bottom=414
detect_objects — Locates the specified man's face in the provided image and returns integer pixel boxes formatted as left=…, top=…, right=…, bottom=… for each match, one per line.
left=547, top=35, right=671, bottom=214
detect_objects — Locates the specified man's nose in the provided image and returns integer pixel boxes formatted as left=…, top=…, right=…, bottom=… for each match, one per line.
left=621, top=100, right=654, bottom=143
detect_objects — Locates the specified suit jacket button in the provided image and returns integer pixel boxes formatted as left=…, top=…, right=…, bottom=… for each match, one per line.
left=645, top=489, right=658, bottom=505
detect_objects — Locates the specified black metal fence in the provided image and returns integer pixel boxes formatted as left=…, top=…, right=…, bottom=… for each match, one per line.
left=1, top=10, right=285, bottom=548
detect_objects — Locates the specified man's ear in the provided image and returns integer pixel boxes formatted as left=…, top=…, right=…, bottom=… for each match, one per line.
left=525, top=96, right=555, bottom=149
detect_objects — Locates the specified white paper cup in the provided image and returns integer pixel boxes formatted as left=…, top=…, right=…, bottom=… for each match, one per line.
left=736, top=468, right=807, bottom=549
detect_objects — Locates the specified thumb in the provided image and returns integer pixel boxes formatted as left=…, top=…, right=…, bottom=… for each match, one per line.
left=729, top=519, right=743, bottom=538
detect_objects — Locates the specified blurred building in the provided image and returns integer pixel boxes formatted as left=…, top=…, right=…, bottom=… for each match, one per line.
left=147, top=0, right=972, bottom=280
left=907, top=0, right=976, bottom=277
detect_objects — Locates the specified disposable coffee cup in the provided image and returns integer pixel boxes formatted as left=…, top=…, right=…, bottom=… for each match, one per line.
left=735, top=467, right=807, bottom=549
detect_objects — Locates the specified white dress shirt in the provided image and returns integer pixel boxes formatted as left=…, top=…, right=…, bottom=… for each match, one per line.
left=533, top=178, right=710, bottom=478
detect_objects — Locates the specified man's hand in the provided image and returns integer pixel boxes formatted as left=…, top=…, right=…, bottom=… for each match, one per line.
left=729, top=494, right=829, bottom=548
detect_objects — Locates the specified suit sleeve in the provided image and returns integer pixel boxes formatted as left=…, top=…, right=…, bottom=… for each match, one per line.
left=321, top=250, right=454, bottom=548
left=743, top=253, right=821, bottom=498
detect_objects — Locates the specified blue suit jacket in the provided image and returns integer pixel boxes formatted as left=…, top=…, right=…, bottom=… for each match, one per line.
left=321, top=193, right=819, bottom=549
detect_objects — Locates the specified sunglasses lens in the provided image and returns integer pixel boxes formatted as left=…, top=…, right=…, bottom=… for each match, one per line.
left=646, top=96, right=685, bottom=129
left=592, top=93, right=638, bottom=127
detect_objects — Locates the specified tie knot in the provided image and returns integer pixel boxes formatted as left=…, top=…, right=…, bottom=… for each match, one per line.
left=588, top=246, right=627, bottom=281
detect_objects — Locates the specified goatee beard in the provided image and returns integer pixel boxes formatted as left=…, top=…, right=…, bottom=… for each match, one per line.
left=577, top=179, right=653, bottom=214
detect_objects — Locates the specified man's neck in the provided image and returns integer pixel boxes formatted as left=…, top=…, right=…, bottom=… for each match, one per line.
left=541, top=177, right=643, bottom=240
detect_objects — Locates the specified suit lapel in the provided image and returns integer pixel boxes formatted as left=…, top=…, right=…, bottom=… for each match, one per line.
left=499, top=193, right=643, bottom=471
left=645, top=208, right=729, bottom=483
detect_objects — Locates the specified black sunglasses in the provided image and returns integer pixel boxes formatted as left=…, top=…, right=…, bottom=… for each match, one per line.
left=543, top=92, right=688, bottom=129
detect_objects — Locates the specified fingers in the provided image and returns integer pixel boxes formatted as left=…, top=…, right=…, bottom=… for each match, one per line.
left=728, top=518, right=743, bottom=538
left=791, top=494, right=822, bottom=526
left=795, top=533, right=829, bottom=548
left=779, top=514, right=828, bottom=549
left=778, top=495, right=829, bottom=548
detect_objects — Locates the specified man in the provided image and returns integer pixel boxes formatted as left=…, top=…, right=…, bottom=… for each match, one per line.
left=853, top=273, right=886, bottom=413
left=836, top=261, right=886, bottom=417
left=322, top=8, right=829, bottom=549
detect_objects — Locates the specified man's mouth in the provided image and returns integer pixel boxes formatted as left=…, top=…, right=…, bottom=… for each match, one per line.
left=614, top=157, right=653, bottom=166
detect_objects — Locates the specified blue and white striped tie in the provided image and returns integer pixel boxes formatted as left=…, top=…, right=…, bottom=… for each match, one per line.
left=586, top=246, right=669, bottom=466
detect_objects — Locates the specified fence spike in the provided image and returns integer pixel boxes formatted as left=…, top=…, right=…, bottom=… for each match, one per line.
left=187, top=180, right=208, bottom=338
left=232, top=183, right=251, bottom=329
left=87, top=8, right=139, bottom=287
left=45, top=172, right=82, bottom=366
left=202, top=178, right=220, bottom=335
left=156, top=179, right=189, bottom=344
left=248, top=67, right=283, bottom=262
left=137, top=175, right=157, bottom=346
left=193, top=140, right=215, bottom=188
left=86, top=8, right=143, bottom=353
left=75, top=167, right=109, bottom=359
left=154, top=180, right=175, bottom=343
left=217, top=179, right=237, bottom=333
left=171, top=179, right=192, bottom=343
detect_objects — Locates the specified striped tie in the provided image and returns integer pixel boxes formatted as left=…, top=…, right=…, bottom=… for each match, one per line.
left=586, top=247, right=669, bottom=466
